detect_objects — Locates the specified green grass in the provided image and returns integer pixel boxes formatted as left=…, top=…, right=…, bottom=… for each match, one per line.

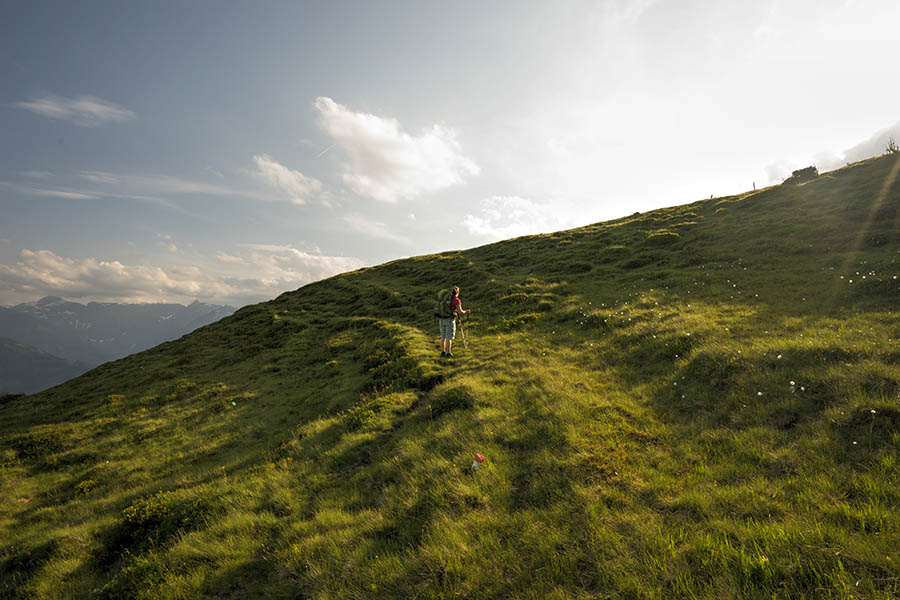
left=2, top=154, right=900, bottom=598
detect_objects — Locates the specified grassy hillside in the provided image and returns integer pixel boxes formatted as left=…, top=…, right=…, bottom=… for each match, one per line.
left=0, top=337, right=90, bottom=395
left=2, top=155, right=899, bottom=599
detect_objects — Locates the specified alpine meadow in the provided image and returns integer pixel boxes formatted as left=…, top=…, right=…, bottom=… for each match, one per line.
left=3, top=154, right=900, bottom=599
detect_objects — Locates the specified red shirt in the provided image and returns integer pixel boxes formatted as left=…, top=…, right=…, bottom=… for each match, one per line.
left=450, top=297, right=462, bottom=315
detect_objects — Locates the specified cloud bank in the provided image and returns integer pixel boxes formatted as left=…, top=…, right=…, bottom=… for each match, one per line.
left=766, top=121, right=900, bottom=183
left=15, top=94, right=135, bottom=127
left=314, top=96, right=479, bottom=202
left=0, top=247, right=365, bottom=306
left=463, top=196, right=572, bottom=241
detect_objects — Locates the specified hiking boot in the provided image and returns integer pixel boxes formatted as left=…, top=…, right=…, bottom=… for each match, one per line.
left=440, top=352, right=447, bottom=359
left=446, top=353, right=455, bottom=359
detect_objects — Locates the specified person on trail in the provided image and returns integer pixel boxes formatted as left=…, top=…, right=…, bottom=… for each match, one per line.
left=440, top=286, right=471, bottom=359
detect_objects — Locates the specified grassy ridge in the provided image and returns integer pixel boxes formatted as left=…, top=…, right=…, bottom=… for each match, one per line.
left=2, top=155, right=899, bottom=598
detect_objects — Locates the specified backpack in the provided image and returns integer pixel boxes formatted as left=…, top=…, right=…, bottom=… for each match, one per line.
left=434, top=289, right=453, bottom=318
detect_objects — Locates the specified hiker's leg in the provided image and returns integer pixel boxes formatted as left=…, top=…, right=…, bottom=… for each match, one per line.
left=447, top=339, right=452, bottom=354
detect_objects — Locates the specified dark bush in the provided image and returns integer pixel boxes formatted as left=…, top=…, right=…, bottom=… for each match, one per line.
left=783, top=166, right=818, bottom=185
left=9, top=431, right=64, bottom=460
left=75, top=479, right=98, bottom=496
left=99, top=490, right=214, bottom=565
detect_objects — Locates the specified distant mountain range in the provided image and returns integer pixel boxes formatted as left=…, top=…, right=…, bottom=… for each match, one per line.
left=0, top=296, right=236, bottom=394
left=0, top=336, right=90, bottom=395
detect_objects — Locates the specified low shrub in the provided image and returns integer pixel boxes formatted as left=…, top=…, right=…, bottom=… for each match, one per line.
left=344, top=394, right=393, bottom=431
left=75, top=479, right=98, bottom=496
left=94, top=554, right=168, bottom=600
left=99, top=490, right=214, bottom=565
left=783, top=166, right=818, bottom=184
left=9, top=431, right=64, bottom=460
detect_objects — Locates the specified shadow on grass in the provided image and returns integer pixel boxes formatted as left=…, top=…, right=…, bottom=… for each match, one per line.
left=0, top=538, right=58, bottom=598
left=199, top=555, right=280, bottom=599
left=644, top=346, right=852, bottom=433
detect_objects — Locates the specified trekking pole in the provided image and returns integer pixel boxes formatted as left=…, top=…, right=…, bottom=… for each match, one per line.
left=461, top=312, right=470, bottom=349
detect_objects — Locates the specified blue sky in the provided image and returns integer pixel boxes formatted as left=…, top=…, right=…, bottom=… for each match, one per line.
left=2, top=0, right=899, bottom=306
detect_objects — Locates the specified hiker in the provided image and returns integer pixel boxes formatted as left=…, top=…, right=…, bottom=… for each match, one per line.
left=440, top=286, right=471, bottom=359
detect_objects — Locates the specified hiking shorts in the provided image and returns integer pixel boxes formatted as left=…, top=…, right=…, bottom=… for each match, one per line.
left=439, top=317, right=456, bottom=339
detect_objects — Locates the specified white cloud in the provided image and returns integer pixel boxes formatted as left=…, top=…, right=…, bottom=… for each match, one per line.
left=463, top=196, right=573, bottom=241
left=764, top=159, right=799, bottom=185
left=156, top=234, right=178, bottom=253
left=314, top=96, right=479, bottom=202
left=14, top=94, right=135, bottom=127
left=250, top=154, right=322, bottom=205
left=79, top=171, right=120, bottom=184
left=239, top=243, right=294, bottom=253
left=0, top=247, right=366, bottom=306
left=765, top=121, right=900, bottom=184
left=226, top=244, right=367, bottom=303
left=35, top=188, right=98, bottom=200
left=0, top=249, right=211, bottom=303
left=837, top=121, right=900, bottom=165
left=343, top=214, right=410, bottom=245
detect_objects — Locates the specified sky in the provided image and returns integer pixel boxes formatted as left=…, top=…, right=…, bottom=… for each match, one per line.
left=2, top=0, right=900, bottom=307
